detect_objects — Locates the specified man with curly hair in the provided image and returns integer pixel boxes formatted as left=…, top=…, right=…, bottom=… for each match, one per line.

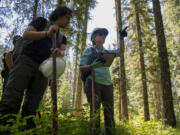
left=0, top=6, right=72, bottom=133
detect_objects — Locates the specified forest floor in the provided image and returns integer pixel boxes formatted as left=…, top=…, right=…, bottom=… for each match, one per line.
left=0, top=90, right=179, bottom=135
left=0, top=108, right=180, bottom=135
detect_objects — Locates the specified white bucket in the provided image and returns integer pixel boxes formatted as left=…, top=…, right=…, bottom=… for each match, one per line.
left=39, top=57, right=66, bottom=79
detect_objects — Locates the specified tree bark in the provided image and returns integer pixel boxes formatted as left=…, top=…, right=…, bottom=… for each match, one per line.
left=152, top=0, right=176, bottom=127
left=41, top=0, right=45, bottom=17
left=57, top=0, right=64, bottom=6
left=74, top=0, right=89, bottom=111
left=33, top=0, right=39, bottom=20
left=118, top=67, right=122, bottom=121
left=115, top=0, right=129, bottom=121
left=152, top=83, right=162, bottom=119
left=72, top=48, right=78, bottom=108
left=133, top=0, right=150, bottom=121
left=74, top=71, right=82, bottom=109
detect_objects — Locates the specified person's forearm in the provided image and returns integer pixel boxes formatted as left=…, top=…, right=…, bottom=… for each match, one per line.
left=7, top=61, right=13, bottom=70
left=5, top=54, right=13, bottom=70
left=80, top=65, right=93, bottom=72
left=23, top=31, right=47, bottom=40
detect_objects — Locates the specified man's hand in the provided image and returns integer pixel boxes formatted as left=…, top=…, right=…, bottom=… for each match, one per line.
left=51, top=48, right=65, bottom=57
left=47, top=24, right=59, bottom=37
left=119, top=26, right=128, bottom=39
left=5, top=53, right=13, bottom=70
left=91, top=59, right=105, bottom=69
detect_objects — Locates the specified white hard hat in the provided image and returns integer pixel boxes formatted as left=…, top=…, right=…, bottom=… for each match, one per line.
left=39, top=57, right=66, bottom=79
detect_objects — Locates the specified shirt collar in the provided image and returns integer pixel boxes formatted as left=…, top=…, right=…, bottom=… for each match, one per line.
left=93, top=44, right=105, bottom=51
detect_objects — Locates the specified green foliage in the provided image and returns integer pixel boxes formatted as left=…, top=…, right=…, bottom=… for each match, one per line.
left=115, top=117, right=180, bottom=135
left=58, top=78, right=72, bottom=110
left=1, top=109, right=180, bottom=135
left=0, top=104, right=90, bottom=135
left=128, top=119, right=178, bottom=135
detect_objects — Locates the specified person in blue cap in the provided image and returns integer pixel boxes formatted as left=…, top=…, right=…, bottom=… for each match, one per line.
left=80, top=27, right=127, bottom=135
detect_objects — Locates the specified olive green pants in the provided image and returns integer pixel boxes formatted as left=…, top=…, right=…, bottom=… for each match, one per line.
left=0, top=55, right=48, bottom=126
left=85, top=78, right=115, bottom=135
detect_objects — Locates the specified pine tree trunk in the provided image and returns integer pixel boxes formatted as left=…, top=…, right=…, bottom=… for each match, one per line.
left=175, top=0, right=179, bottom=6
left=152, top=83, right=162, bottom=119
left=33, top=0, right=39, bottom=20
left=41, top=0, right=45, bottom=17
left=74, top=1, right=89, bottom=112
left=118, top=67, right=122, bottom=121
left=72, top=49, right=78, bottom=108
left=74, top=71, right=82, bottom=109
left=149, top=63, right=162, bottom=120
left=57, top=0, right=64, bottom=6
left=152, top=0, right=176, bottom=127
left=68, top=61, right=72, bottom=93
left=133, top=0, right=150, bottom=121
left=115, top=0, right=128, bottom=121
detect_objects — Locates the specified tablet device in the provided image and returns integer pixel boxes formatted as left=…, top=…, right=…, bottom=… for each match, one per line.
left=101, top=53, right=115, bottom=67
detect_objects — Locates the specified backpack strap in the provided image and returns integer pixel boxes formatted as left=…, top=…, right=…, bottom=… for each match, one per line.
left=81, top=46, right=97, bottom=86
left=88, top=47, right=97, bottom=65
left=44, top=21, right=51, bottom=31
left=56, top=31, right=63, bottom=48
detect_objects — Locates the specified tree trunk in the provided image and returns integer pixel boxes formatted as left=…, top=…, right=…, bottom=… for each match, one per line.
left=133, top=0, right=150, bottom=121
left=152, top=0, right=176, bottom=127
left=152, top=83, right=162, bottom=119
left=41, top=0, right=45, bottom=17
left=74, top=1, right=89, bottom=111
left=57, top=0, right=64, bottom=6
left=118, top=66, right=122, bottom=121
left=149, top=60, right=162, bottom=120
left=68, top=61, right=72, bottom=93
left=72, top=48, right=78, bottom=108
left=74, top=71, right=83, bottom=110
left=33, top=0, right=39, bottom=20
left=115, top=0, right=128, bottom=121
left=175, top=0, right=179, bottom=6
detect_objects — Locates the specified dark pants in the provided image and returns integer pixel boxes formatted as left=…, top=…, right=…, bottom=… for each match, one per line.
left=2, top=74, right=9, bottom=94
left=85, top=78, right=115, bottom=135
left=0, top=55, right=48, bottom=130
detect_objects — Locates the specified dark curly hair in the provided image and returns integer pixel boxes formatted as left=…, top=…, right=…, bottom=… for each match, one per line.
left=49, top=6, right=72, bottom=21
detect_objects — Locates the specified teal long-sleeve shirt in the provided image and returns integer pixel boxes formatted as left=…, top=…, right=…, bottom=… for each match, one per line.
left=80, top=45, right=119, bottom=86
